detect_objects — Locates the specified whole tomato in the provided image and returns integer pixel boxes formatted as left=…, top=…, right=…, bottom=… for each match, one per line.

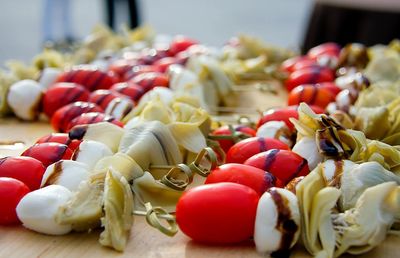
left=288, top=84, right=335, bottom=109
left=205, top=164, right=275, bottom=196
left=210, top=125, right=256, bottom=153
left=0, top=156, right=45, bottom=191
left=176, top=182, right=259, bottom=244
left=244, top=149, right=309, bottom=187
left=36, top=133, right=81, bottom=151
left=169, top=36, right=198, bottom=56
left=280, top=56, right=311, bottom=73
left=0, top=177, right=30, bottom=225
left=307, top=42, right=341, bottom=60
left=226, top=137, right=289, bottom=164
left=285, top=67, right=334, bottom=92
left=257, top=108, right=299, bottom=131
left=42, top=83, right=90, bottom=118
left=21, top=143, right=73, bottom=167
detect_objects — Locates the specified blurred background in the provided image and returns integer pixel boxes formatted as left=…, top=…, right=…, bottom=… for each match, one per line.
left=0, top=0, right=312, bottom=64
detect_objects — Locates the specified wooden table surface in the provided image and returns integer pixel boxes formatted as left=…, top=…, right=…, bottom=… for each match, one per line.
left=0, top=86, right=399, bottom=258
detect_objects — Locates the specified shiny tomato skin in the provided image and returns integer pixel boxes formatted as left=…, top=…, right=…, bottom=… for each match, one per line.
left=211, top=125, right=256, bottom=153
left=67, top=112, right=123, bottom=131
left=281, top=56, right=311, bottom=73
left=110, top=82, right=145, bottom=102
left=169, top=36, right=198, bottom=56
left=285, top=67, right=334, bottom=92
left=0, top=177, right=30, bottom=225
left=317, top=82, right=341, bottom=96
left=88, top=90, right=124, bottom=110
left=176, top=182, right=259, bottom=244
left=36, top=133, right=81, bottom=151
left=257, top=108, right=299, bottom=131
left=288, top=84, right=335, bottom=109
left=226, top=137, right=289, bottom=164
left=307, top=42, right=341, bottom=60
left=205, top=164, right=275, bottom=196
left=42, top=83, right=90, bottom=118
left=131, top=72, right=169, bottom=92
left=0, top=156, right=45, bottom=191
left=21, top=143, right=73, bottom=167
left=244, top=149, right=309, bottom=187
left=51, top=101, right=103, bottom=132
left=153, top=57, right=179, bottom=73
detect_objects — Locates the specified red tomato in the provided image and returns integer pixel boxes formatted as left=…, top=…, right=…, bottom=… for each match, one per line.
left=176, top=182, right=259, bottom=244
left=21, top=143, right=73, bottom=167
left=169, top=36, right=198, bottom=56
left=285, top=67, right=334, bottom=92
left=205, top=164, right=275, bottom=196
left=288, top=84, right=335, bottom=109
left=0, top=156, right=45, bottom=191
left=0, top=177, right=30, bottom=225
left=36, top=133, right=81, bottom=151
left=88, top=89, right=125, bottom=110
left=281, top=56, right=311, bottom=73
left=226, top=137, right=289, bottom=164
left=153, top=57, right=179, bottom=73
left=257, top=108, right=299, bottom=131
left=210, top=125, right=256, bottom=153
left=131, top=72, right=169, bottom=92
left=42, top=83, right=90, bottom=118
left=291, top=59, right=320, bottom=71
left=51, top=101, right=103, bottom=132
left=317, top=82, right=341, bottom=96
left=307, top=42, right=341, bottom=60
left=123, top=65, right=160, bottom=81
left=67, top=112, right=123, bottom=131
left=108, top=59, right=136, bottom=78
left=244, top=149, right=309, bottom=187
left=110, top=82, right=145, bottom=102
left=56, top=67, right=119, bottom=91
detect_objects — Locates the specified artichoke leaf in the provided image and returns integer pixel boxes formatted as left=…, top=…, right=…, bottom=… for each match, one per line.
left=99, top=168, right=134, bottom=252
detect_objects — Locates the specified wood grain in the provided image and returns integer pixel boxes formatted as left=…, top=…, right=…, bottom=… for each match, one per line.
left=0, top=86, right=399, bottom=257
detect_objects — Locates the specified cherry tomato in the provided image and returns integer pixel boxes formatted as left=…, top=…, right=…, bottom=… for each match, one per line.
left=110, top=82, right=145, bottom=102
left=108, top=59, right=136, bottom=78
left=280, top=56, right=311, bottom=73
left=138, top=47, right=171, bottom=65
left=0, top=156, right=45, bottom=190
left=257, top=108, right=298, bottom=131
left=153, top=57, right=179, bottom=73
left=42, top=82, right=90, bottom=118
left=67, top=112, right=123, bottom=131
left=88, top=89, right=125, bottom=110
left=56, top=67, right=119, bottom=91
left=291, top=59, right=320, bottom=71
left=36, top=133, right=81, bottom=151
left=226, top=137, right=289, bottom=164
left=131, top=72, right=169, bottom=92
left=169, top=36, right=198, bottom=56
left=205, top=164, right=275, bottom=196
left=123, top=65, right=160, bottom=81
left=0, top=177, right=30, bottom=225
left=288, top=84, right=335, bottom=109
left=307, top=42, right=341, bottom=60
left=285, top=67, right=334, bottom=92
left=210, top=125, right=256, bottom=153
left=51, top=101, right=103, bottom=132
left=21, top=143, right=73, bottom=167
left=316, top=82, right=341, bottom=96
left=244, top=149, right=309, bottom=187
left=176, top=182, right=259, bottom=244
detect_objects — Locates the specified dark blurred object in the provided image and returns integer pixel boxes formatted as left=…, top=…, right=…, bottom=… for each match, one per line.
left=105, top=0, right=140, bottom=30
left=302, top=3, right=400, bottom=53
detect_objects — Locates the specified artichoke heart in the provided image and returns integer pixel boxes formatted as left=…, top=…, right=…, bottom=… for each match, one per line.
left=99, top=168, right=134, bottom=252
left=94, top=152, right=144, bottom=182
left=68, top=122, right=125, bottom=153
left=56, top=171, right=106, bottom=231
left=119, top=121, right=182, bottom=170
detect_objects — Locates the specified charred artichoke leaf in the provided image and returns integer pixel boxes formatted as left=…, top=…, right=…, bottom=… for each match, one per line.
left=99, top=168, right=134, bottom=252
left=56, top=171, right=106, bottom=231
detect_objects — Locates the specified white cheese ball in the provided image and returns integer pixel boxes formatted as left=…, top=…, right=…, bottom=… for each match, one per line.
left=41, top=160, right=90, bottom=192
left=38, top=67, right=61, bottom=89
left=292, top=136, right=323, bottom=170
left=7, top=79, right=43, bottom=120
left=72, top=140, right=113, bottom=169
left=16, top=185, right=72, bottom=235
